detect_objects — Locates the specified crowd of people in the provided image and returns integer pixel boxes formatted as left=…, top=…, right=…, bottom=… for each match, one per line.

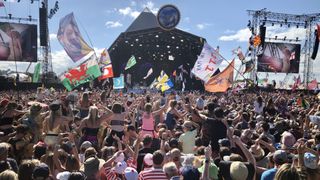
left=0, top=86, right=320, bottom=180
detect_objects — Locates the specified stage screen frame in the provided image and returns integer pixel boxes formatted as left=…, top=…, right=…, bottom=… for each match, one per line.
left=0, top=22, right=37, bottom=62
left=257, top=42, right=301, bottom=73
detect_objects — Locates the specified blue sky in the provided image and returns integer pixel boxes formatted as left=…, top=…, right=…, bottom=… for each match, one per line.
left=0, top=0, right=320, bottom=84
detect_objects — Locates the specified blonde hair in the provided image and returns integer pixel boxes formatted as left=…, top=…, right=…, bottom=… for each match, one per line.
left=274, top=163, right=300, bottom=180
left=0, top=170, right=18, bottom=180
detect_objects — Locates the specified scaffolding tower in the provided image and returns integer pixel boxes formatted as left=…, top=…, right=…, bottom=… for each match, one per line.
left=247, top=9, right=320, bottom=87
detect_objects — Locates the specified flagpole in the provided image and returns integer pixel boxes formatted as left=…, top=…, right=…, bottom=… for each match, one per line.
left=217, top=50, right=252, bottom=88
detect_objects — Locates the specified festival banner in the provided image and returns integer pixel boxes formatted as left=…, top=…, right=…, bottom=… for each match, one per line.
left=161, top=79, right=174, bottom=92
left=113, top=75, right=124, bottom=89
left=57, top=13, right=93, bottom=62
left=99, top=49, right=114, bottom=79
left=60, top=54, right=101, bottom=91
left=191, top=42, right=223, bottom=83
left=204, top=60, right=234, bottom=93
left=32, top=63, right=41, bottom=83
left=125, top=55, right=137, bottom=70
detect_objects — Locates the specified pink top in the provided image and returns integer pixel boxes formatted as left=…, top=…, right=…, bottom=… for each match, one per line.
left=142, top=112, right=154, bottom=131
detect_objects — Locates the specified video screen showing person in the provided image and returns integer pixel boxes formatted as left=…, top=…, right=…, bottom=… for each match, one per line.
left=257, top=42, right=300, bottom=73
left=0, top=22, right=37, bottom=62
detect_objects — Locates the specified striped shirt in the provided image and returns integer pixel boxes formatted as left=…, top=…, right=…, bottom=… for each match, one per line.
left=138, top=168, right=168, bottom=180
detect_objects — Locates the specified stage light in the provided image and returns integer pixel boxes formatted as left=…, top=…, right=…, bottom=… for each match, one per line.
left=139, top=44, right=142, bottom=47
left=138, top=57, right=141, bottom=59
left=130, top=44, right=133, bottom=47
left=156, top=45, right=159, bottom=47
left=284, top=19, right=287, bottom=24
left=275, top=36, right=277, bottom=40
left=288, top=24, right=290, bottom=28
left=180, top=39, right=184, bottom=42
left=176, top=46, right=179, bottom=49
left=28, top=15, right=32, bottom=21
left=280, top=24, right=282, bottom=27
left=125, top=40, right=128, bottom=43
left=8, top=13, right=12, bottom=19
left=284, top=36, right=287, bottom=40
left=272, top=23, right=274, bottom=26
left=296, top=37, right=299, bottom=41
left=135, top=39, right=139, bottom=41
left=31, top=0, right=34, bottom=3
left=167, top=45, right=170, bottom=48
left=172, top=36, right=175, bottom=39
left=296, top=25, right=299, bottom=28
left=155, top=35, right=159, bottom=38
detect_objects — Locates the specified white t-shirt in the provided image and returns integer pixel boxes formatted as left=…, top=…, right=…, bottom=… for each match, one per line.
left=179, top=129, right=197, bottom=154
left=254, top=101, right=264, bottom=114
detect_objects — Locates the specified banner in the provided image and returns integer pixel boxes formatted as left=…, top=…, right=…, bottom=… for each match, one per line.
left=205, top=60, right=234, bottom=93
left=32, top=63, right=41, bottom=83
left=60, top=54, right=101, bottom=91
left=57, top=13, right=93, bottom=62
left=113, top=75, right=124, bottom=89
left=99, top=49, right=114, bottom=79
left=191, top=42, right=223, bottom=83
left=125, top=55, right=137, bottom=70
left=0, top=22, right=37, bottom=62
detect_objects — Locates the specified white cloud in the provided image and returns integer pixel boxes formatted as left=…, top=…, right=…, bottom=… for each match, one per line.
left=142, top=1, right=158, bottom=14
left=49, top=33, right=57, bottom=40
left=105, top=21, right=123, bottom=28
left=130, top=1, right=137, bottom=6
left=224, top=29, right=235, bottom=34
left=219, top=26, right=306, bottom=42
left=118, top=7, right=140, bottom=18
left=219, top=28, right=251, bottom=42
left=196, top=23, right=211, bottom=30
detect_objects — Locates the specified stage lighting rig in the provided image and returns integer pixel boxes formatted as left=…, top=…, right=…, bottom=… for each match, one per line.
left=48, top=1, right=59, bottom=19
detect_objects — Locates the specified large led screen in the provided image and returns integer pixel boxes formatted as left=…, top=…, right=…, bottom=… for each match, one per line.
left=257, top=42, right=300, bottom=73
left=0, top=22, right=37, bottom=62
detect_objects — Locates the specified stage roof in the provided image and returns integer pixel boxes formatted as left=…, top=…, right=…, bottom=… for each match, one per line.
left=108, top=8, right=206, bottom=85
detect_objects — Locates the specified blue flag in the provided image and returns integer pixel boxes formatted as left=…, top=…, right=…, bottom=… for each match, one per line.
left=113, top=75, right=124, bottom=89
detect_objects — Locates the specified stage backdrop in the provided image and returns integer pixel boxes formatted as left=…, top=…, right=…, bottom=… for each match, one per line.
left=0, top=22, right=37, bottom=62
left=257, top=42, right=300, bottom=73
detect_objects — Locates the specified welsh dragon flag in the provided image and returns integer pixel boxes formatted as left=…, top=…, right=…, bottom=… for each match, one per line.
left=60, top=54, right=101, bottom=91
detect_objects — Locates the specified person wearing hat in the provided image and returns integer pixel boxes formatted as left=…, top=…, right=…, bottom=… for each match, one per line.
left=138, top=151, right=167, bottom=180
left=261, top=150, right=288, bottom=180
left=83, top=156, right=105, bottom=180
left=178, top=120, right=199, bottom=154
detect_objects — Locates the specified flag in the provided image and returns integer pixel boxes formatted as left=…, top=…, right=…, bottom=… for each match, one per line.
left=57, top=13, right=93, bottom=62
left=33, top=63, right=41, bottom=83
left=113, top=75, right=124, bottom=89
left=99, top=64, right=114, bottom=79
left=191, top=42, right=224, bottom=83
left=292, top=75, right=301, bottom=91
left=99, top=49, right=111, bottom=65
left=125, top=56, right=137, bottom=70
left=0, top=0, right=5, bottom=7
left=205, top=60, right=234, bottom=93
left=243, top=60, right=254, bottom=74
left=161, top=79, right=174, bottom=92
left=308, top=79, right=318, bottom=90
left=60, top=54, right=101, bottom=91
left=143, top=68, right=153, bottom=79
left=98, top=49, right=114, bottom=80
left=232, top=47, right=245, bottom=61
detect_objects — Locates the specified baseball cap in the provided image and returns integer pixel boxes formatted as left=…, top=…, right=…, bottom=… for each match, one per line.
left=124, top=167, right=138, bottom=180
left=114, top=161, right=127, bottom=174
left=304, top=152, right=317, bottom=169
left=33, top=163, right=50, bottom=179
left=273, top=150, right=288, bottom=165
left=143, top=153, right=153, bottom=166
left=230, top=161, right=248, bottom=180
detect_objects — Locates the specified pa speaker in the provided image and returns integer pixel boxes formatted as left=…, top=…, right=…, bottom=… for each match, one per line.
left=39, top=8, right=48, bottom=46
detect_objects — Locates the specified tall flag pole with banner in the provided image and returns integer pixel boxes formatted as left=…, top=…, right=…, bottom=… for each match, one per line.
left=33, top=63, right=41, bottom=83
left=57, top=13, right=93, bottom=62
left=191, top=42, right=223, bottom=83
left=98, top=49, right=114, bottom=80
left=113, top=75, right=125, bottom=89
left=60, top=54, right=101, bottom=91
left=125, top=56, right=137, bottom=70
left=204, top=60, right=234, bottom=93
